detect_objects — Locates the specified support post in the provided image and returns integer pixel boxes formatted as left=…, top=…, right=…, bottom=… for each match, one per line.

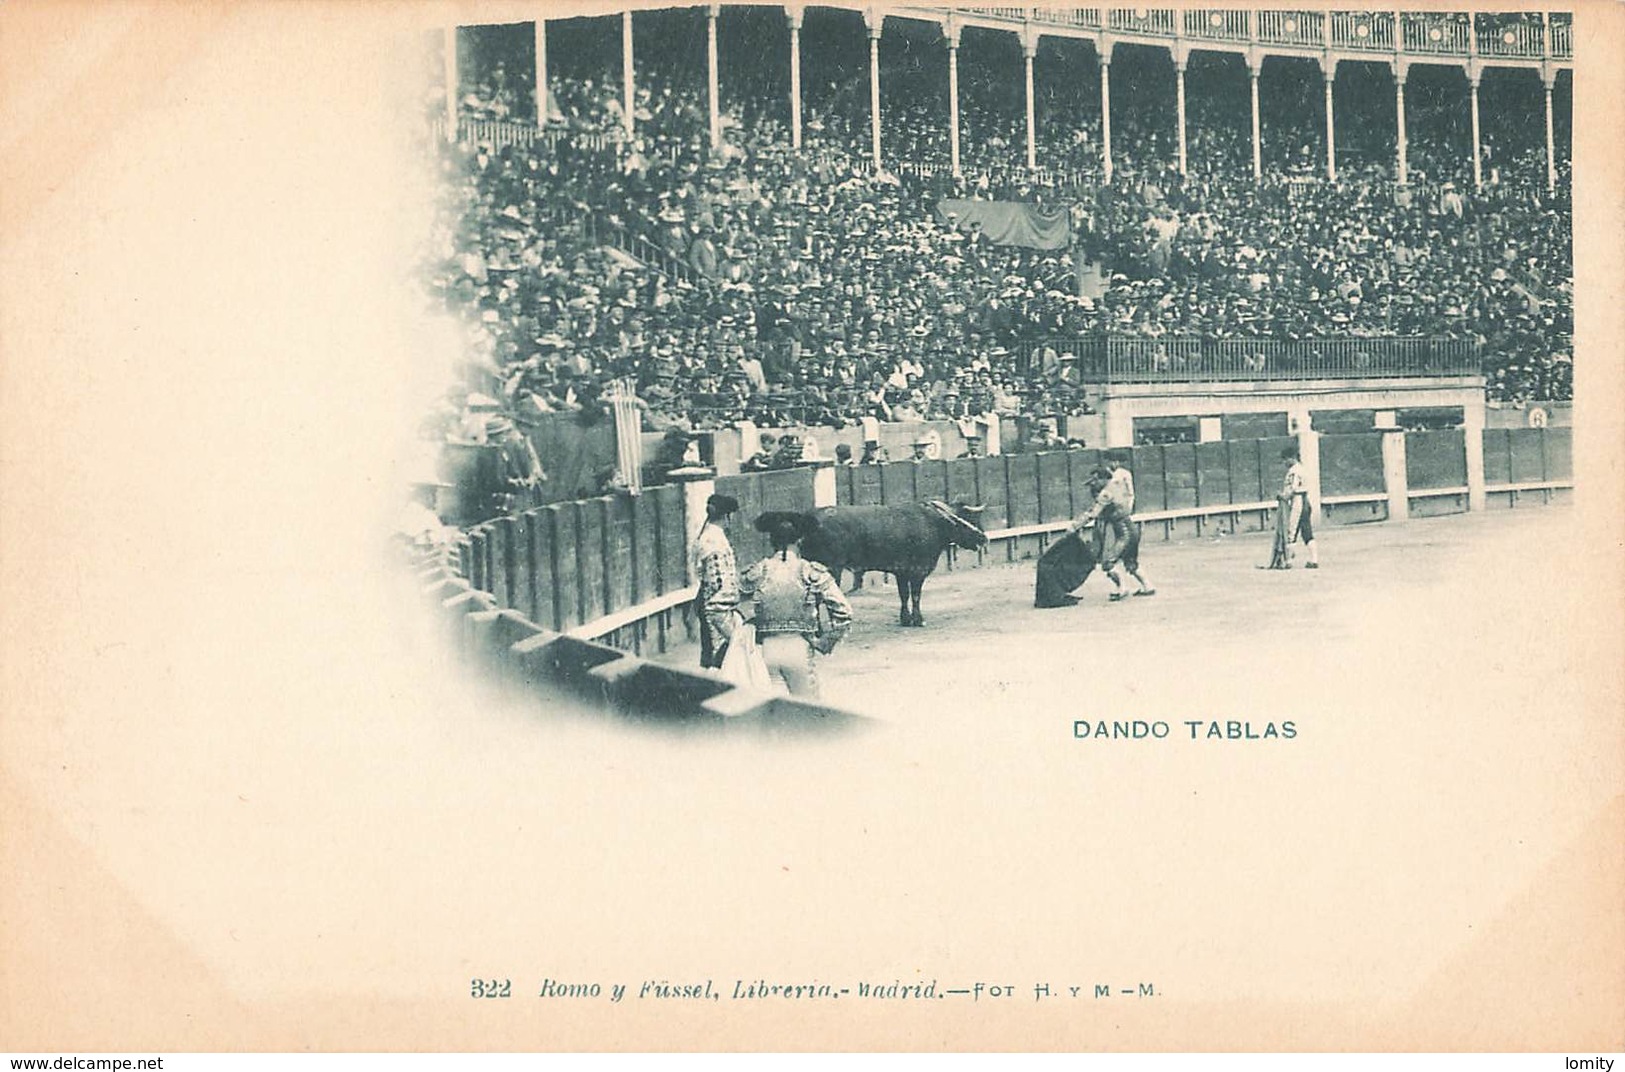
left=707, top=5, right=721, bottom=151
left=1104, top=405, right=1133, bottom=449
left=1468, top=66, right=1483, bottom=191
left=1021, top=25, right=1039, bottom=171
left=787, top=6, right=804, bottom=150
left=1247, top=51, right=1263, bottom=182
left=866, top=9, right=883, bottom=169
left=946, top=19, right=963, bottom=175
left=1099, top=41, right=1114, bottom=185
left=443, top=25, right=459, bottom=143
left=1394, top=59, right=1409, bottom=184
left=1322, top=58, right=1338, bottom=182
left=1463, top=401, right=1486, bottom=512
left=622, top=11, right=635, bottom=138
left=1174, top=51, right=1188, bottom=177
left=1542, top=66, right=1557, bottom=193
left=1381, top=429, right=1410, bottom=523
left=810, top=459, right=837, bottom=509
left=534, top=20, right=548, bottom=129
left=675, top=469, right=719, bottom=585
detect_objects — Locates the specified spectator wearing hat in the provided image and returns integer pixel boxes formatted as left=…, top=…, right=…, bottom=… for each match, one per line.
left=690, top=493, right=741, bottom=669
left=737, top=512, right=852, bottom=698
left=741, top=433, right=777, bottom=472
left=485, top=416, right=545, bottom=515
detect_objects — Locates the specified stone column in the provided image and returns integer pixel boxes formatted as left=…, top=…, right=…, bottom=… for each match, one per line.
left=866, top=10, right=884, bottom=169
left=1099, top=41, right=1114, bottom=185
left=443, top=25, right=459, bottom=143
left=1468, top=66, right=1483, bottom=191
left=1174, top=51, right=1188, bottom=177
left=534, top=20, right=547, bottom=129
left=622, top=11, right=635, bottom=138
left=1323, top=58, right=1338, bottom=181
left=787, top=6, right=804, bottom=150
left=1104, top=404, right=1133, bottom=449
left=943, top=18, right=963, bottom=176
left=1463, top=401, right=1486, bottom=512
left=1380, top=428, right=1410, bottom=523
left=810, top=459, right=838, bottom=508
left=1022, top=26, right=1039, bottom=171
left=675, top=468, right=719, bottom=585
left=1541, top=66, right=1557, bottom=193
left=1248, top=51, right=1264, bottom=182
left=1394, top=60, right=1409, bottom=185
left=707, top=5, right=721, bottom=151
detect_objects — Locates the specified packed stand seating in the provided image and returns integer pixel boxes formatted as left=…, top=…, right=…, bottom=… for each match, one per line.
left=423, top=17, right=1572, bottom=455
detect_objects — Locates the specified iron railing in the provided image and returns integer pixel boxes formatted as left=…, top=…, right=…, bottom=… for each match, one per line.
left=1017, top=336, right=1482, bottom=383
left=931, top=8, right=1568, bottom=63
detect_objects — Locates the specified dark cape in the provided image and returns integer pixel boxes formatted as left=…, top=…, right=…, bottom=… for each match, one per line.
left=1034, top=531, right=1099, bottom=608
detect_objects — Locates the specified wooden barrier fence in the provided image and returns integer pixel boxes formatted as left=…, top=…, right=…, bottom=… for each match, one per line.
left=464, top=429, right=1574, bottom=656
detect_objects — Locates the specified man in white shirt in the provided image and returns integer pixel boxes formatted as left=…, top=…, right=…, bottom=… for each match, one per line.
left=690, top=494, right=741, bottom=668
left=1069, top=455, right=1154, bottom=600
left=1278, top=445, right=1319, bottom=569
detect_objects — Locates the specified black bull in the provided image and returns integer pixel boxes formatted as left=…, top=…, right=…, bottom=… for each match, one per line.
left=800, top=503, right=988, bottom=627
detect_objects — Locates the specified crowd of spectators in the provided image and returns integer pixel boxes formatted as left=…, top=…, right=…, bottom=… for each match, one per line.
left=419, top=16, right=1573, bottom=455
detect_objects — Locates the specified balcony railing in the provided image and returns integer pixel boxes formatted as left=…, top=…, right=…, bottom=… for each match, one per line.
left=1402, top=13, right=1470, bottom=56
left=1475, top=14, right=1547, bottom=58
left=1254, top=10, right=1324, bottom=48
left=1018, top=336, right=1482, bottom=384
left=933, top=8, right=1569, bottom=64
left=1328, top=11, right=1396, bottom=52
left=1183, top=9, right=1250, bottom=42
left=1549, top=13, right=1572, bottom=59
left=1107, top=9, right=1178, bottom=34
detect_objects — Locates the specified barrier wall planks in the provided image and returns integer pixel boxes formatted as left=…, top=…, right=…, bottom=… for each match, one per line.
left=459, top=431, right=1571, bottom=660
left=575, top=500, right=609, bottom=625
left=1163, top=444, right=1199, bottom=510
left=547, top=504, right=581, bottom=632
left=1035, top=451, right=1073, bottom=522
left=605, top=493, right=636, bottom=615
left=1005, top=454, right=1041, bottom=528
left=1257, top=437, right=1298, bottom=498
left=1504, top=427, right=1548, bottom=484
left=1406, top=429, right=1468, bottom=490
left=654, top=485, right=686, bottom=595
left=1544, top=427, right=1572, bottom=482
left=526, top=510, right=552, bottom=626
left=1228, top=439, right=1264, bottom=504
left=914, top=459, right=951, bottom=503
left=1320, top=434, right=1386, bottom=497
left=879, top=462, right=917, bottom=506
left=946, top=457, right=981, bottom=507
left=1131, top=446, right=1166, bottom=512
left=1195, top=441, right=1232, bottom=506
left=975, top=457, right=1011, bottom=531
left=1483, top=429, right=1513, bottom=486
left=1068, top=448, right=1103, bottom=510
left=630, top=493, right=660, bottom=607
left=493, top=517, right=518, bottom=610
left=848, top=463, right=884, bottom=506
